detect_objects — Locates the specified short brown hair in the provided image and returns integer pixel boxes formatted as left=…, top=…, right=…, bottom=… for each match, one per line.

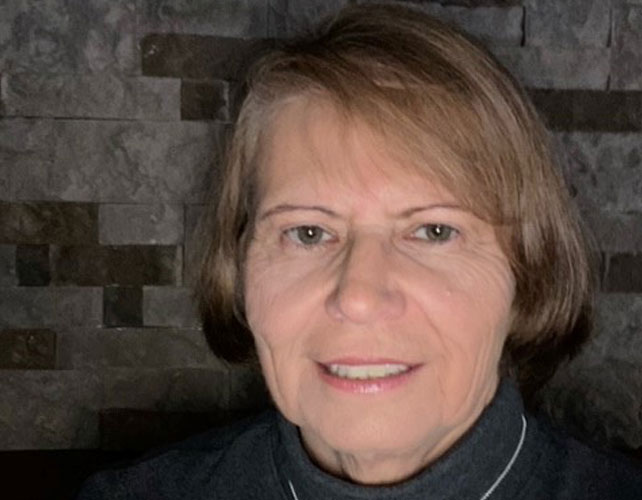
left=196, top=3, right=597, bottom=398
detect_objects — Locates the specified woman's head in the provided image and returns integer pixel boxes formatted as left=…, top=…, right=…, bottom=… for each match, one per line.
left=198, top=1, right=594, bottom=435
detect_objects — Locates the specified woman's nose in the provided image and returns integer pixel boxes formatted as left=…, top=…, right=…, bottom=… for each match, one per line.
left=325, top=235, right=405, bottom=324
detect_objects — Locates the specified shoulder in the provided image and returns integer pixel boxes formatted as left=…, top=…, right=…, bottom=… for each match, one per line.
left=524, top=416, right=642, bottom=499
left=76, top=410, right=281, bottom=500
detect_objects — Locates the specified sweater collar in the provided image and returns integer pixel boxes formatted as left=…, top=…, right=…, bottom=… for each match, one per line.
left=273, top=379, right=528, bottom=500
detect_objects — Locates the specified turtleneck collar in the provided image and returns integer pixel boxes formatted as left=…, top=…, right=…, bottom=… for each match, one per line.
left=272, top=379, right=530, bottom=500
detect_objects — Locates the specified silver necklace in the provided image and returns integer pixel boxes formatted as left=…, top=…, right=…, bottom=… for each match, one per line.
left=288, top=414, right=527, bottom=500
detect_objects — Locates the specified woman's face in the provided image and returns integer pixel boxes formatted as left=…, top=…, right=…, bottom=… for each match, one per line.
left=244, top=98, right=515, bottom=481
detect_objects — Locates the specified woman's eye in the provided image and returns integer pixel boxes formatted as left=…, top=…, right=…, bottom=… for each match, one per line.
left=284, top=225, right=333, bottom=246
left=411, top=224, right=457, bottom=243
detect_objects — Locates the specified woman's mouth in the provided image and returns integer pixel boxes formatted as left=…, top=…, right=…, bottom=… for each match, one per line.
left=318, top=361, right=419, bottom=394
left=325, top=363, right=411, bottom=380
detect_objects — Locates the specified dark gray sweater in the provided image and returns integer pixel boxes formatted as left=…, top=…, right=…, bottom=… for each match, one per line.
left=77, top=381, right=642, bottom=499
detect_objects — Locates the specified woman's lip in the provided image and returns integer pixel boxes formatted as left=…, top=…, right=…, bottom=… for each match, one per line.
left=319, top=357, right=416, bottom=366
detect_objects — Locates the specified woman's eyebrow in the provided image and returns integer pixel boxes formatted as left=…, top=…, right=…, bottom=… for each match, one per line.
left=259, top=204, right=340, bottom=220
left=397, top=203, right=466, bottom=218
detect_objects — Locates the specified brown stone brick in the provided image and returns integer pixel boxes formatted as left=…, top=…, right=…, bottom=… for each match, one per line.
left=529, top=89, right=642, bottom=132
left=141, top=34, right=273, bottom=79
left=51, top=246, right=179, bottom=286
left=181, top=80, right=229, bottom=121
left=0, top=329, right=56, bottom=369
left=103, top=287, right=143, bottom=327
left=16, top=245, right=50, bottom=286
left=605, top=254, right=642, bottom=292
left=0, top=202, right=98, bottom=245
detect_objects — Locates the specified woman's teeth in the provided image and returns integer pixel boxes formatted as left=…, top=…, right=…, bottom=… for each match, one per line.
left=326, top=364, right=410, bottom=380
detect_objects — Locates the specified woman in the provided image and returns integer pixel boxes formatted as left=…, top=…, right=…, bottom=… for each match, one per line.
left=79, top=4, right=642, bottom=498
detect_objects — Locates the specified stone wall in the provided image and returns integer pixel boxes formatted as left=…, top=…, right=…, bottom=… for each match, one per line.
left=0, top=0, right=641, bottom=459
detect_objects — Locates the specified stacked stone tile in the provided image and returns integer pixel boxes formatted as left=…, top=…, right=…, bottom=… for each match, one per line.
left=0, top=0, right=640, bottom=460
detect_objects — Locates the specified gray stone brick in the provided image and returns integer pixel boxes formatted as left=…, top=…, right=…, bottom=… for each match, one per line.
left=184, top=204, right=207, bottom=285
left=104, top=368, right=228, bottom=411
left=525, top=0, right=610, bottom=48
left=181, top=80, right=230, bottom=121
left=420, top=5, right=523, bottom=46
left=491, top=47, right=610, bottom=89
left=0, top=244, right=17, bottom=286
left=580, top=208, right=642, bottom=253
left=2, top=73, right=180, bottom=120
left=3, top=119, right=224, bottom=203
left=557, top=133, right=642, bottom=212
left=57, top=327, right=221, bottom=369
left=0, top=0, right=136, bottom=74
left=138, top=0, right=268, bottom=37
left=143, top=286, right=200, bottom=328
left=605, top=253, right=642, bottom=292
left=0, top=370, right=101, bottom=449
left=0, top=287, right=102, bottom=328
left=612, top=6, right=642, bottom=90
left=99, top=204, right=184, bottom=245
left=538, top=294, right=642, bottom=449
left=272, top=0, right=350, bottom=37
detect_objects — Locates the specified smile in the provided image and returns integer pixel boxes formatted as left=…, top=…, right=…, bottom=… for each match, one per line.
left=325, top=363, right=411, bottom=380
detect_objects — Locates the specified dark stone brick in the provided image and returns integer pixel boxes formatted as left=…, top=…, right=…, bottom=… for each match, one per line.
left=181, top=80, right=229, bottom=121
left=0, top=329, right=56, bottom=369
left=16, top=245, right=50, bottom=286
left=395, top=0, right=520, bottom=5
left=104, top=287, right=142, bottom=327
left=51, top=246, right=179, bottom=286
left=0, top=202, right=98, bottom=245
left=141, top=34, right=273, bottom=79
left=529, top=89, right=642, bottom=132
left=99, top=409, right=253, bottom=451
left=605, top=253, right=642, bottom=292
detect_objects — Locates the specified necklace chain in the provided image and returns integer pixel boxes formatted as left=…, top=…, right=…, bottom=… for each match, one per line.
left=288, top=414, right=527, bottom=500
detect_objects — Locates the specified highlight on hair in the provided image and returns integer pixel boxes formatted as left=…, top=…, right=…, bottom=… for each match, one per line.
left=196, top=3, right=597, bottom=397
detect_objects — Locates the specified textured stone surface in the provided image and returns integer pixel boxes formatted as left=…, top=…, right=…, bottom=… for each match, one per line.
left=538, top=294, right=642, bottom=449
left=16, top=244, right=50, bottom=286
left=103, top=286, right=142, bottom=327
left=271, top=0, right=350, bottom=37
left=137, top=0, right=267, bottom=37
left=98, top=408, right=234, bottom=451
left=580, top=208, right=642, bottom=253
left=0, top=370, right=101, bottom=449
left=0, top=0, right=136, bottom=74
left=57, top=327, right=221, bottom=369
left=529, top=89, right=642, bottom=132
left=4, top=120, right=223, bottom=203
left=557, top=133, right=642, bottom=212
left=227, top=364, right=271, bottom=411
left=141, top=34, right=272, bottom=80
left=0, top=287, right=102, bottom=328
left=0, top=202, right=97, bottom=244
left=525, top=0, right=610, bottom=47
left=605, top=254, right=642, bottom=292
left=491, top=47, right=610, bottom=89
left=184, top=204, right=207, bottom=285
left=2, top=73, right=180, bottom=120
left=0, top=329, right=56, bottom=369
left=0, top=244, right=17, bottom=286
left=99, top=204, right=183, bottom=245
left=420, top=5, right=523, bottom=45
left=104, top=368, right=228, bottom=411
left=50, top=245, right=180, bottom=286
left=143, top=286, right=200, bottom=327
left=612, top=6, right=642, bottom=90
left=181, top=80, right=229, bottom=121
